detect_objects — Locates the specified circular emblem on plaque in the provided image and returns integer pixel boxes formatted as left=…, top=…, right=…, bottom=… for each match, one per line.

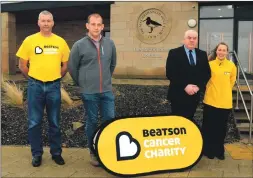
left=136, top=8, right=172, bottom=44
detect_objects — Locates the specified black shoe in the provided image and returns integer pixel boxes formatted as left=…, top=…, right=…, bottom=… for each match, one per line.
left=32, top=156, right=42, bottom=167
left=216, top=155, right=225, bottom=160
left=206, top=155, right=215, bottom=159
left=203, top=153, right=214, bottom=159
left=52, top=155, right=65, bottom=165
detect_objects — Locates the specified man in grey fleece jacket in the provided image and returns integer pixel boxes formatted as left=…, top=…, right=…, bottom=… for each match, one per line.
left=68, top=13, right=116, bottom=167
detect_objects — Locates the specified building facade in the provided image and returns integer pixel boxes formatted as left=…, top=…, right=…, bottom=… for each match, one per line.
left=1, top=1, right=253, bottom=78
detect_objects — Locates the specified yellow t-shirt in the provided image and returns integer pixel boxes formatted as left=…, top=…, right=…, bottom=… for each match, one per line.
left=16, top=32, right=70, bottom=82
left=203, top=58, right=237, bottom=109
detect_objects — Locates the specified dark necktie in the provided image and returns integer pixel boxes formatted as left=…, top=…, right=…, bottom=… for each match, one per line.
left=189, top=50, right=195, bottom=66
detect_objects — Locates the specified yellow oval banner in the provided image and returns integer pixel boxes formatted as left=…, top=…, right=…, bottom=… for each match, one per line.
left=94, top=116, right=203, bottom=177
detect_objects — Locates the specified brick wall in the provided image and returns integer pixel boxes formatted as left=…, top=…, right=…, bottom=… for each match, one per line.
left=16, top=19, right=110, bottom=69
left=1, top=13, right=17, bottom=74
left=16, top=21, right=86, bottom=52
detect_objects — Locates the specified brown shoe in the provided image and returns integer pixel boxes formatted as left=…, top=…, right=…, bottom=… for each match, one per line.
left=90, top=153, right=100, bottom=167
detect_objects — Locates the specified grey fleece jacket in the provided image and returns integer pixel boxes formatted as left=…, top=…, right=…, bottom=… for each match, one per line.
left=68, top=36, right=117, bottom=94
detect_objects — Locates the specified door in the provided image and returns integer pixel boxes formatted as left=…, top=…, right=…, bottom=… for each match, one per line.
left=237, top=21, right=253, bottom=75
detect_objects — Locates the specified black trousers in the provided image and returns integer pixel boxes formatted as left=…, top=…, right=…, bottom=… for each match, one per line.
left=202, top=104, right=230, bottom=157
left=170, top=96, right=199, bottom=121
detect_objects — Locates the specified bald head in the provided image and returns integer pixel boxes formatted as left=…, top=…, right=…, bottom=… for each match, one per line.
left=183, top=30, right=198, bottom=50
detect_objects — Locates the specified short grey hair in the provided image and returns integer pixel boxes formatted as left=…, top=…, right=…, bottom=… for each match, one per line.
left=184, top=30, right=198, bottom=39
left=38, top=10, right=54, bottom=20
left=87, top=13, right=103, bottom=23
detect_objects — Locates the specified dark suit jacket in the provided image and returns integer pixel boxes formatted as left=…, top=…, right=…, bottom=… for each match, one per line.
left=166, top=45, right=211, bottom=101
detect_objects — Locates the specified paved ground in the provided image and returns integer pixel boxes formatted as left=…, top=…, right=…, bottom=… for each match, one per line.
left=1, top=142, right=253, bottom=178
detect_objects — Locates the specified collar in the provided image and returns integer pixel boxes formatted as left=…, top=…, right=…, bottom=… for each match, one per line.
left=88, top=34, right=102, bottom=42
left=38, top=32, right=54, bottom=38
left=215, top=57, right=228, bottom=66
left=184, top=45, right=195, bottom=53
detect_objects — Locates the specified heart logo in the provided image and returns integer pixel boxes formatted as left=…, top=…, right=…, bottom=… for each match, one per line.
left=116, top=132, right=141, bottom=161
left=35, top=46, right=43, bottom=54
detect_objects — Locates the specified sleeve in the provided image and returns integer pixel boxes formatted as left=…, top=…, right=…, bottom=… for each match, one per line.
left=165, top=50, right=173, bottom=80
left=110, top=40, right=117, bottom=75
left=230, top=63, right=237, bottom=89
left=61, top=40, right=70, bottom=62
left=166, top=49, right=188, bottom=89
left=16, top=38, right=30, bottom=60
left=67, top=42, right=80, bottom=85
left=199, top=51, right=211, bottom=91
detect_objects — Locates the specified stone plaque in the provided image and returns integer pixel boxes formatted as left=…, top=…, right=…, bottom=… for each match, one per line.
left=136, top=8, right=172, bottom=44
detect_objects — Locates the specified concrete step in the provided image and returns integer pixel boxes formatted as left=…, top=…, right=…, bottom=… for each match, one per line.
left=196, top=105, right=251, bottom=113
left=237, top=123, right=253, bottom=133
left=237, top=79, right=253, bottom=85
left=234, top=112, right=251, bottom=122
left=233, top=94, right=252, bottom=102
left=233, top=85, right=253, bottom=92
left=234, top=102, right=252, bottom=111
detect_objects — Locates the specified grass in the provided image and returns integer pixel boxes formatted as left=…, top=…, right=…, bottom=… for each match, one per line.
left=62, top=72, right=74, bottom=85
left=61, top=87, right=74, bottom=106
left=1, top=74, right=75, bottom=108
left=1, top=77, right=24, bottom=107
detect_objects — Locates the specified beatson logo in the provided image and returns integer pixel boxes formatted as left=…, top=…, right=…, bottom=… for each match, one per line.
left=94, top=116, right=203, bottom=177
left=136, top=8, right=172, bottom=44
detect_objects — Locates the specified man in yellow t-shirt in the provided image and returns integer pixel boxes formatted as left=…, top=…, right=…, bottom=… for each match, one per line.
left=16, top=10, right=69, bottom=167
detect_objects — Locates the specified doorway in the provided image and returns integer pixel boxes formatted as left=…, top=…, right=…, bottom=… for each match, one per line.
left=237, top=21, right=253, bottom=75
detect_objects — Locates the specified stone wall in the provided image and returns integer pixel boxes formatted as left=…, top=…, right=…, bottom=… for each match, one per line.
left=1, top=13, right=16, bottom=74
left=2, top=2, right=198, bottom=78
left=110, top=2, right=198, bottom=78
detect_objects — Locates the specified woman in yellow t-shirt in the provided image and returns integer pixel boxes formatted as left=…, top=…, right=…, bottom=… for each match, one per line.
left=202, top=42, right=237, bottom=160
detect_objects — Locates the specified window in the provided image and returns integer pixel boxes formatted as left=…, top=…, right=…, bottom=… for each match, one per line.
left=200, top=5, right=234, bottom=18
left=237, top=21, right=253, bottom=73
left=199, top=5, right=234, bottom=54
left=199, top=19, right=234, bottom=55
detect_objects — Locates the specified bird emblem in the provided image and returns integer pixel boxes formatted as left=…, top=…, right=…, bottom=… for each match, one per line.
left=143, top=17, right=162, bottom=33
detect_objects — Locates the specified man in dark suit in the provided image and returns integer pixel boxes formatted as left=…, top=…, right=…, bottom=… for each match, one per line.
left=166, top=30, right=211, bottom=120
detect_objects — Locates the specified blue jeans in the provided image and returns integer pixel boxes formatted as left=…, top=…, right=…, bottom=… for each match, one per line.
left=81, top=91, right=115, bottom=153
left=27, top=77, right=62, bottom=157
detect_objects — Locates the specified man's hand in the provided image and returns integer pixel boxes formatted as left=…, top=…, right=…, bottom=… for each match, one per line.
left=19, top=58, right=29, bottom=79
left=184, top=84, right=199, bottom=95
left=61, top=61, right=68, bottom=78
left=193, top=85, right=199, bottom=93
